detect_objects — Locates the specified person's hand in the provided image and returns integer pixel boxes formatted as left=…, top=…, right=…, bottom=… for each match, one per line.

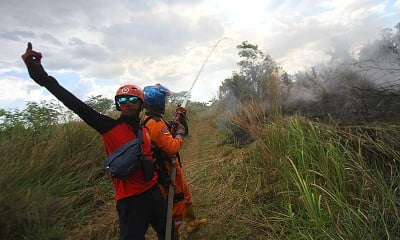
left=175, top=130, right=185, bottom=138
left=21, top=42, right=49, bottom=86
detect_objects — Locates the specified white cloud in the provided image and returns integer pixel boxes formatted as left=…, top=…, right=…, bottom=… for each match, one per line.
left=0, top=76, right=56, bottom=110
left=0, top=0, right=398, bottom=110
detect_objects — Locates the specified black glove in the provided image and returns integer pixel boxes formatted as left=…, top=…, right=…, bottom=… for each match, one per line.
left=21, top=42, right=51, bottom=86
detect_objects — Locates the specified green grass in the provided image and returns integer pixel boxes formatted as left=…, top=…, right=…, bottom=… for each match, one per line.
left=0, top=122, right=114, bottom=240
left=0, top=104, right=399, bottom=239
left=225, top=115, right=400, bottom=239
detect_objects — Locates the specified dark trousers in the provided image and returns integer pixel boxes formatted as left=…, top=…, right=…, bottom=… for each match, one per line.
left=116, top=184, right=169, bottom=240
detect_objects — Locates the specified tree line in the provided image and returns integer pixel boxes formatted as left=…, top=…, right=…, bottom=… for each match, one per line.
left=219, top=22, right=400, bottom=123
left=2, top=22, right=399, bottom=132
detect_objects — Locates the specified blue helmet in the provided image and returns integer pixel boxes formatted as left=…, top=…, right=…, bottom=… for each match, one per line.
left=143, top=84, right=171, bottom=113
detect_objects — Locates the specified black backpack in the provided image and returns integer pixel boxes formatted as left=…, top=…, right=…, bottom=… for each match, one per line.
left=103, top=128, right=155, bottom=180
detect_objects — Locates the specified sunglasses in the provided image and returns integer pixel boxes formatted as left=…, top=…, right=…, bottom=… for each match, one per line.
left=117, top=96, right=139, bottom=104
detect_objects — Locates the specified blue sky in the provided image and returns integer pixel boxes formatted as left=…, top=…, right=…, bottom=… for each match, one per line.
left=1, top=0, right=399, bottom=110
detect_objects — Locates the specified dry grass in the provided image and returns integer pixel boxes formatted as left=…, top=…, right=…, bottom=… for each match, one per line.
left=1, top=103, right=398, bottom=239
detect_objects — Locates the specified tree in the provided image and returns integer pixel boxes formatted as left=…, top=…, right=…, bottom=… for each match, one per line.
left=0, top=100, right=65, bottom=133
left=356, top=22, right=400, bottom=85
left=0, top=108, right=25, bottom=132
left=84, top=95, right=114, bottom=114
left=281, top=22, right=400, bottom=122
left=24, top=101, right=63, bottom=130
left=167, top=91, right=188, bottom=105
left=219, top=41, right=283, bottom=104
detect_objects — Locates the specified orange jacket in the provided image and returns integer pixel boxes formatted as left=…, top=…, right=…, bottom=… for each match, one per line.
left=143, top=114, right=189, bottom=226
left=144, top=115, right=183, bottom=155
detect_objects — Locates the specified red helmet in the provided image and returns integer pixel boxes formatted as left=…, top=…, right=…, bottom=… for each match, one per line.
left=115, top=84, right=144, bottom=111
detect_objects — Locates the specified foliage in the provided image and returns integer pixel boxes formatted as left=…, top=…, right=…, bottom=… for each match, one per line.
left=357, top=22, right=400, bottom=74
left=205, top=98, right=400, bottom=239
left=1, top=22, right=400, bottom=240
left=0, top=100, right=66, bottom=133
left=0, top=95, right=115, bottom=134
left=24, top=101, right=62, bottom=129
left=0, top=122, right=115, bottom=240
left=84, top=95, right=114, bottom=114
left=259, top=118, right=400, bottom=239
left=0, top=103, right=399, bottom=239
left=219, top=41, right=291, bottom=106
left=218, top=24, right=400, bottom=124
left=282, top=23, right=400, bottom=123
left=167, top=91, right=209, bottom=107
left=167, top=91, right=188, bottom=104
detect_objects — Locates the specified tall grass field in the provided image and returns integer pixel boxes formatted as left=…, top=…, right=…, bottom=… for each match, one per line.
left=1, top=104, right=399, bottom=239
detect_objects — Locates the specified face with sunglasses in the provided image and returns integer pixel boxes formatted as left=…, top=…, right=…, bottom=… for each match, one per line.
left=116, top=95, right=142, bottom=115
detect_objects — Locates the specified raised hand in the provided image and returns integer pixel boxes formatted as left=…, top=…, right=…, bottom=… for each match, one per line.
left=21, top=42, right=49, bottom=86
left=22, top=42, right=43, bottom=64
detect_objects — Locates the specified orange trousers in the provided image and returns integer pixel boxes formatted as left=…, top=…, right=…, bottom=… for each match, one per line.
left=160, top=158, right=193, bottom=233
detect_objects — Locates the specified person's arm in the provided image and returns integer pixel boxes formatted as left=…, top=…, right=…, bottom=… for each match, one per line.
left=21, top=42, right=114, bottom=133
left=145, top=118, right=183, bottom=155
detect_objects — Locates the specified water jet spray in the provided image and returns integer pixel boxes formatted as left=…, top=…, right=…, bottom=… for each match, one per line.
left=181, top=37, right=234, bottom=107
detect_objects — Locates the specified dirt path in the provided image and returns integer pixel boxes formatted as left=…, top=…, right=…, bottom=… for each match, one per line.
left=177, top=110, right=229, bottom=239
left=70, top=108, right=244, bottom=239
left=144, top=110, right=223, bottom=239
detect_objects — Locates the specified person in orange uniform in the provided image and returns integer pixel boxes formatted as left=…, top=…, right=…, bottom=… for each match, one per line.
left=142, top=84, right=205, bottom=239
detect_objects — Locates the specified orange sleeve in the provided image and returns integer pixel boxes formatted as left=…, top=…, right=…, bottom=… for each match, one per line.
left=145, top=117, right=183, bottom=155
